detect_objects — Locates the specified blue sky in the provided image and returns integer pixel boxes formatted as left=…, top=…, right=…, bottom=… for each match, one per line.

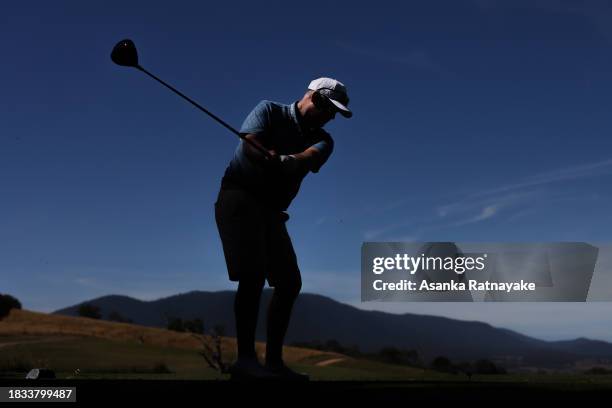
left=2, top=0, right=612, bottom=341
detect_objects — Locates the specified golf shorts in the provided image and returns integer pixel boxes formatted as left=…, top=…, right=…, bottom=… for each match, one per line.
left=214, top=186, right=301, bottom=289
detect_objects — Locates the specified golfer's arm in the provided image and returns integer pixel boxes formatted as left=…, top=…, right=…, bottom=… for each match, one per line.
left=243, top=133, right=327, bottom=172
left=293, top=146, right=326, bottom=173
left=243, top=133, right=273, bottom=162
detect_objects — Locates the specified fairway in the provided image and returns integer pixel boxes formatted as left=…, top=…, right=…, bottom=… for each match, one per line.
left=1, top=309, right=612, bottom=389
left=0, top=309, right=434, bottom=380
left=0, top=333, right=445, bottom=381
left=2, top=309, right=612, bottom=406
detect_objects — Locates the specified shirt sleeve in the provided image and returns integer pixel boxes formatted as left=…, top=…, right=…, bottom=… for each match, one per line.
left=239, top=100, right=271, bottom=136
left=310, top=131, right=334, bottom=173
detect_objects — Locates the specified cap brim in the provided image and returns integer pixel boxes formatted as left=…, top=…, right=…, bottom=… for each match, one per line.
left=329, top=98, right=353, bottom=118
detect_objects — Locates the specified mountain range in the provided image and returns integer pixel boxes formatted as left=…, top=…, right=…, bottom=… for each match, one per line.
left=54, top=290, right=612, bottom=368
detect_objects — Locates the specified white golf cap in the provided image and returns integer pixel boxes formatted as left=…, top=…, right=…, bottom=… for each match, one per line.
left=308, top=77, right=352, bottom=118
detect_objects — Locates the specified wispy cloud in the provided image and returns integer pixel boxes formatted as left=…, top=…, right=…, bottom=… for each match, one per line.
left=363, top=158, right=612, bottom=239
left=363, top=194, right=527, bottom=240
left=363, top=218, right=418, bottom=240
left=438, top=158, right=612, bottom=220
left=431, top=193, right=535, bottom=232
left=314, top=216, right=328, bottom=226
left=437, top=191, right=538, bottom=219
left=506, top=208, right=539, bottom=222
left=448, top=204, right=500, bottom=227
left=472, top=158, right=612, bottom=199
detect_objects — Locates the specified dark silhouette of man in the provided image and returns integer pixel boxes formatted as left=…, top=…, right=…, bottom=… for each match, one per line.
left=214, top=78, right=352, bottom=380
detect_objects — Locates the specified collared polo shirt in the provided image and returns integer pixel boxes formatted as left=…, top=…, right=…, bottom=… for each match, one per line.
left=222, top=100, right=334, bottom=210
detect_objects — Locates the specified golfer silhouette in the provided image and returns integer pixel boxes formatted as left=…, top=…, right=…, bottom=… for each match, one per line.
left=214, top=78, right=352, bottom=380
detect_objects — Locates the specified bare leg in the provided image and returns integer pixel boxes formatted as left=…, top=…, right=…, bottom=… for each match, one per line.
left=234, top=277, right=265, bottom=361
left=265, top=284, right=300, bottom=365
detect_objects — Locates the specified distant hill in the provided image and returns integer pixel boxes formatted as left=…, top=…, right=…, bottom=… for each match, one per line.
left=0, top=308, right=339, bottom=365
left=0, top=309, right=453, bottom=381
left=54, top=290, right=612, bottom=367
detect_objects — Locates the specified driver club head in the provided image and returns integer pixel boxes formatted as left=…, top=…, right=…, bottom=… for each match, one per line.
left=111, top=39, right=139, bottom=68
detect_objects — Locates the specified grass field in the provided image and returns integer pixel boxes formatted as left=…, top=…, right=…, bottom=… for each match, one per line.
left=0, top=309, right=425, bottom=380
left=1, top=309, right=612, bottom=389
left=0, top=333, right=437, bottom=381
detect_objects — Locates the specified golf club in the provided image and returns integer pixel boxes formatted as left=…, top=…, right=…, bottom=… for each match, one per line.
left=110, top=39, right=272, bottom=159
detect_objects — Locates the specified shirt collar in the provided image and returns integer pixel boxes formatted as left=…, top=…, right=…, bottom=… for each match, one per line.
left=290, top=101, right=307, bottom=135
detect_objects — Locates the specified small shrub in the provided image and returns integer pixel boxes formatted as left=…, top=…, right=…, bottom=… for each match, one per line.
left=431, top=356, right=454, bottom=373
left=78, top=303, right=101, bottom=319
left=108, top=311, right=133, bottom=323
left=167, top=317, right=184, bottom=332
left=0, top=294, right=22, bottom=319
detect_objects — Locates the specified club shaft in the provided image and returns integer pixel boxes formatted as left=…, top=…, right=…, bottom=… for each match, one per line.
left=136, top=65, right=272, bottom=159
